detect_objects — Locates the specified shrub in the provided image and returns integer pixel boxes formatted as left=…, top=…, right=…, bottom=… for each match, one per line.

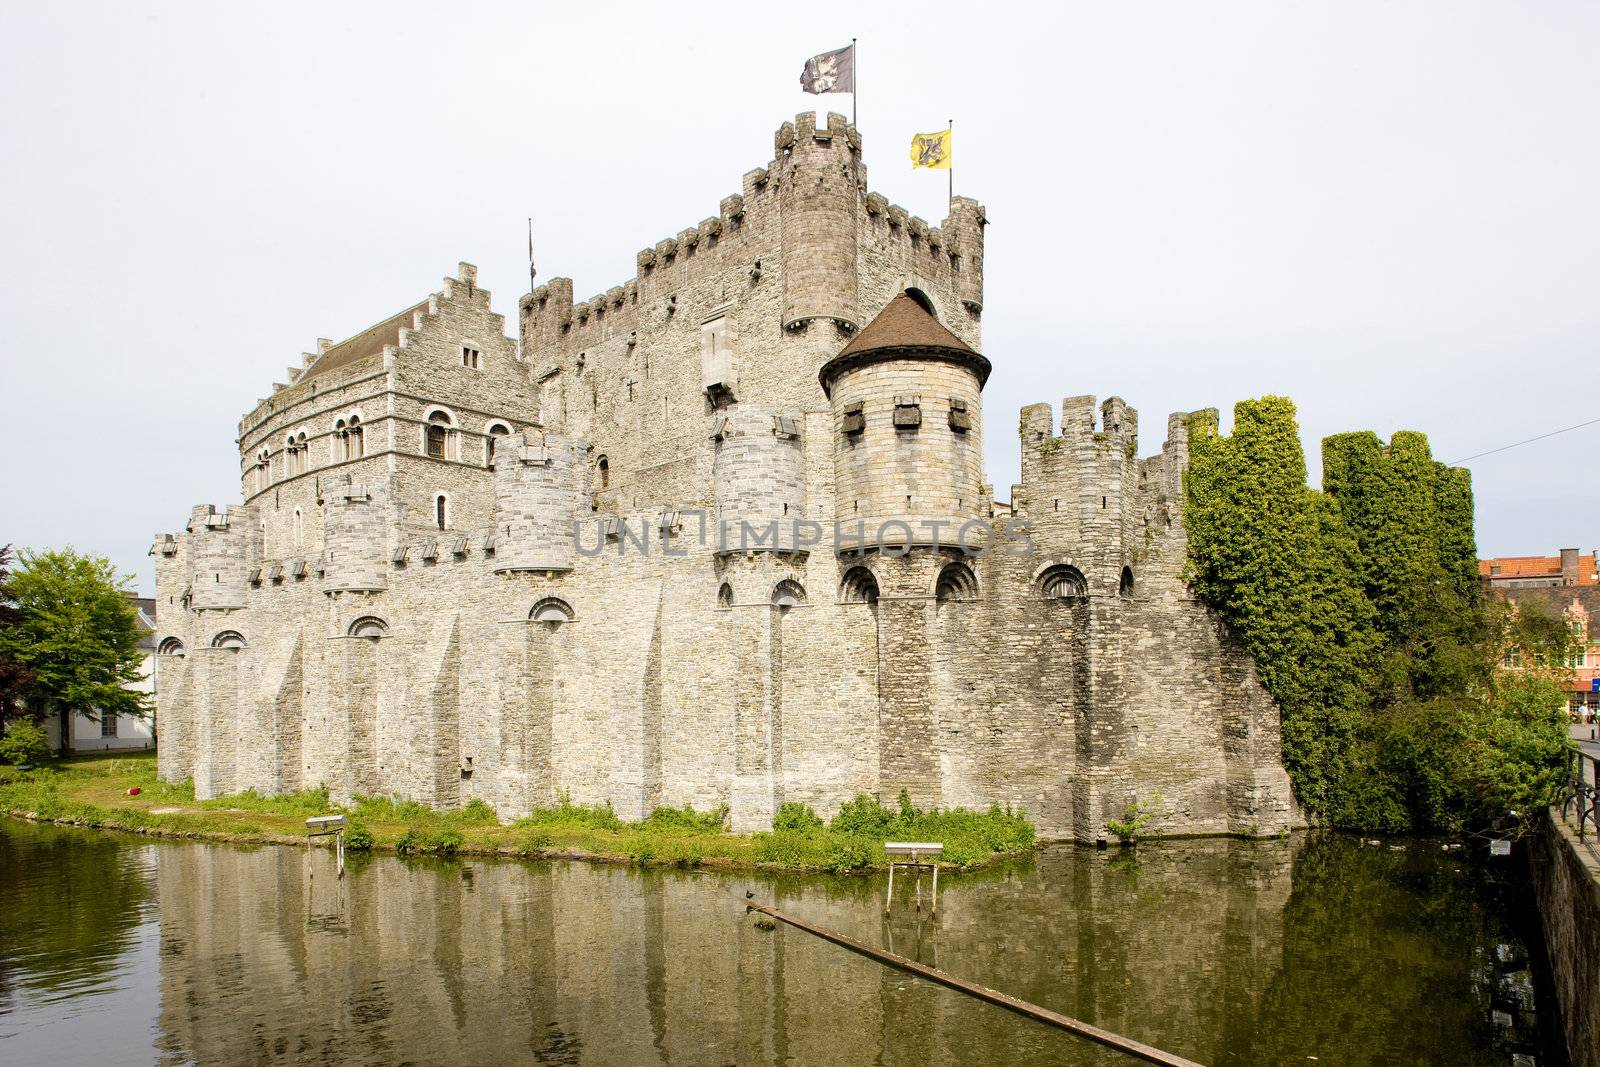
left=0, top=720, right=52, bottom=766
left=773, top=801, right=824, bottom=833
left=344, top=822, right=374, bottom=851
left=643, top=802, right=728, bottom=833
left=395, top=826, right=463, bottom=855
left=1105, top=795, right=1162, bottom=844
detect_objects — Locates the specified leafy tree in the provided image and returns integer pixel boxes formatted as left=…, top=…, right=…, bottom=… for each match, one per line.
left=0, top=549, right=150, bottom=756
left=1186, top=398, right=1571, bottom=834
left=0, top=545, right=36, bottom=722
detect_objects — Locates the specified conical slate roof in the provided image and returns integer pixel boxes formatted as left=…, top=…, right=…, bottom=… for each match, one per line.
left=819, top=292, right=990, bottom=397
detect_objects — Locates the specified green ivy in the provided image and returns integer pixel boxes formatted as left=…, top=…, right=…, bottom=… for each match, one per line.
left=1185, top=397, right=1570, bottom=833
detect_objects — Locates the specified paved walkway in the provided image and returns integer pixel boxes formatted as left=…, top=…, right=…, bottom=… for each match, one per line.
left=1571, top=723, right=1600, bottom=760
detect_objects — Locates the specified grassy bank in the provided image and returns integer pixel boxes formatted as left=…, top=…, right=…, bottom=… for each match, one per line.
left=0, top=752, right=1034, bottom=873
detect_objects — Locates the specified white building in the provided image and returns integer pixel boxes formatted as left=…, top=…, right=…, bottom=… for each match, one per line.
left=42, top=593, right=157, bottom=753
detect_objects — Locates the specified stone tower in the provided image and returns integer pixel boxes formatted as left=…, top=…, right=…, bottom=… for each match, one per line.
left=820, top=291, right=990, bottom=547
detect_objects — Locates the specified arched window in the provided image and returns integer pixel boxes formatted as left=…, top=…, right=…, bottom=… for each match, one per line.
left=284, top=434, right=297, bottom=475
left=839, top=566, right=880, bottom=605
left=485, top=421, right=512, bottom=465
left=530, top=597, right=575, bottom=624
left=772, top=579, right=806, bottom=610
left=348, top=616, right=388, bottom=639
left=1120, top=566, right=1135, bottom=597
left=434, top=493, right=450, bottom=530
left=597, top=455, right=610, bottom=488
left=157, top=637, right=185, bottom=657
left=211, top=630, right=247, bottom=650
left=293, top=507, right=304, bottom=548
left=294, top=431, right=308, bottom=472
left=333, top=419, right=347, bottom=462
left=935, top=561, right=978, bottom=603
left=425, top=409, right=454, bottom=460
left=717, top=582, right=734, bottom=609
left=904, top=287, right=937, bottom=317
left=1038, top=564, right=1088, bottom=601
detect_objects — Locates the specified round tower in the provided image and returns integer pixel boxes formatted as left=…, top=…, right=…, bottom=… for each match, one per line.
left=820, top=291, right=990, bottom=549
left=320, top=474, right=388, bottom=593
left=777, top=112, right=861, bottom=331
left=712, top=405, right=807, bottom=553
left=185, top=504, right=261, bottom=610
left=493, top=432, right=588, bottom=573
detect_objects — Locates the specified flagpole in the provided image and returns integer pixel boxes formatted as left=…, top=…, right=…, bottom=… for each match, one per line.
left=852, top=38, right=858, bottom=127
left=948, top=119, right=953, bottom=203
left=527, top=218, right=536, bottom=293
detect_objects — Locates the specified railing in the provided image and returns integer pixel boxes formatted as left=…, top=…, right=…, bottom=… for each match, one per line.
left=1561, top=745, right=1599, bottom=837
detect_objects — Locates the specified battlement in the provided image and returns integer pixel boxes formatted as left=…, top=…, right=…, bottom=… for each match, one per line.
left=519, top=113, right=985, bottom=356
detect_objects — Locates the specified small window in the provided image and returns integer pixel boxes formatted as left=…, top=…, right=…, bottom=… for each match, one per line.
left=1039, top=565, right=1088, bottom=601
left=347, top=415, right=364, bottom=459
left=597, top=456, right=610, bottom=488
left=530, top=597, right=575, bottom=623
left=934, top=561, right=978, bottom=603
left=1120, top=566, right=1135, bottom=597
left=426, top=414, right=449, bottom=459
left=212, top=630, right=247, bottom=650
left=839, top=567, right=879, bottom=605
left=348, top=616, right=388, bottom=639
left=100, top=713, right=117, bottom=738
left=462, top=345, right=481, bottom=369
left=485, top=422, right=511, bottom=465
left=293, top=508, right=304, bottom=548
left=718, top=582, right=734, bottom=609
left=434, top=494, right=449, bottom=530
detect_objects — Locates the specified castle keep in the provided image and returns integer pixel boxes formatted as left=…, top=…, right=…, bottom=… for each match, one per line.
left=151, top=113, right=1300, bottom=841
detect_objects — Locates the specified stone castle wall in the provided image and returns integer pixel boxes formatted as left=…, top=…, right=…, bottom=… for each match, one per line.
left=150, top=112, right=1301, bottom=842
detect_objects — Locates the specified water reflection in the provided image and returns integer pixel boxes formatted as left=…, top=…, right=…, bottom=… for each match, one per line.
left=0, top=821, right=1563, bottom=1066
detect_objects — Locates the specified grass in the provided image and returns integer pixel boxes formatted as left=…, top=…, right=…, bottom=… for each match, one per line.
left=0, top=753, right=1036, bottom=873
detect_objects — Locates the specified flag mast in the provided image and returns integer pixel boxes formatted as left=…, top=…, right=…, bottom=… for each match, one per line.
left=852, top=38, right=858, bottom=128
left=527, top=218, right=537, bottom=293
left=947, top=118, right=953, bottom=203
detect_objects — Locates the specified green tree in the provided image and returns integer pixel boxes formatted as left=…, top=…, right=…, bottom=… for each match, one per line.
left=0, top=545, right=35, bottom=721
left=0, top=549, right=150, bottom=756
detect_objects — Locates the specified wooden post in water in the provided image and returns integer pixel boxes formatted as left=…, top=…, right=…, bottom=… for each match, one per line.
left=742, top=893, right=1205, bottom=1067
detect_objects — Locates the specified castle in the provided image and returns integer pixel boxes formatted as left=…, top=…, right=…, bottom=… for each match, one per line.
left=150, top=112, right=1301, bottom=842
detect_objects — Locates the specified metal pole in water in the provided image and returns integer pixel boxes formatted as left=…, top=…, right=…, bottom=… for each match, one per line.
left=741, top=894, right=1205, bottom=1067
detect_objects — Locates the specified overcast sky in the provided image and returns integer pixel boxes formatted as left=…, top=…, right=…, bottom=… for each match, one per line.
left=3, top=1, right=1596, bottom=593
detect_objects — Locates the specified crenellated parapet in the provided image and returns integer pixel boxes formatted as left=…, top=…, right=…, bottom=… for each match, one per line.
left=518, top=112, right=983, bottom=366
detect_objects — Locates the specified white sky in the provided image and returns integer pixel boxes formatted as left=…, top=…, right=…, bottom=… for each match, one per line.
left=3, top=1, right=1596, bottom=593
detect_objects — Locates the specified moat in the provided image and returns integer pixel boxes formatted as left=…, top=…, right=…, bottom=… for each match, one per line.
left=0, top=819, right=1567, bottom=1066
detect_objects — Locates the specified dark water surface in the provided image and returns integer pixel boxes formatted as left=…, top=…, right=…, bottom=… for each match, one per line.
left=0, top=819, right=1565, bottom=1066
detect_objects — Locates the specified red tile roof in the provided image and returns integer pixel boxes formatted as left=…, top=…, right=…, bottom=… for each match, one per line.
left=1479, top=553, right=1597, bottom=584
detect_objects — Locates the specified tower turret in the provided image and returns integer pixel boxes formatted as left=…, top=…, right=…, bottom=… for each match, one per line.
left=492, top=432, right=589, bottom=572
left=820, top=292, right=989, bottom=548
left=320, top=474, right=388, bottom=593
left=711, top=406, right=807, bottom=552
left=778, top=112, right=862, bottom=331
left=185, top=505, right=261, bottom=610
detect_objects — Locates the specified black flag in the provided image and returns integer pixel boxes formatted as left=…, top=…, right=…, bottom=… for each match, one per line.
left=800, top=44, right=854, bottom=95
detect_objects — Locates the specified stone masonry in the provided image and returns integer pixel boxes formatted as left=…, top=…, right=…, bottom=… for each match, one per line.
left=151, top=112, right=1302, bottom=842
